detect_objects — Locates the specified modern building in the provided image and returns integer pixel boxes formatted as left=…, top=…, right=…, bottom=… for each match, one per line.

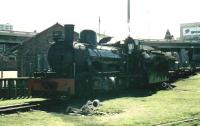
left=0, top=23, right=13, bottom=31
left=180, top=22, right=200, bottom=41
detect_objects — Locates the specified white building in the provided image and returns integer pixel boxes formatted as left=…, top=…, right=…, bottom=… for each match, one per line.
left=180, top=22, right=200, bottom=41
left=0, top=23, right=13, bottom=31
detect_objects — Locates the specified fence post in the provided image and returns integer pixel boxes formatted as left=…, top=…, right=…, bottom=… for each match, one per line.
left=0, top=80, right=2, bottom=98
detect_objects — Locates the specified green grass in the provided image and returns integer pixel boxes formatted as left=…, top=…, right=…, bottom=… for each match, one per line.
left=0, top=74, right=200, bottom=126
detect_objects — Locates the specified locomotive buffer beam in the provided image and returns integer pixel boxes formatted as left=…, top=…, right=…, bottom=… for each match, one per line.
left=93, top=72, right=141, bottom=79
left=94, top=71, right=123, bottom=77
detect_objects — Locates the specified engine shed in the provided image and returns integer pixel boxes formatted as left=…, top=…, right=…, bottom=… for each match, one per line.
left=16, top=23, right=79, bottom=77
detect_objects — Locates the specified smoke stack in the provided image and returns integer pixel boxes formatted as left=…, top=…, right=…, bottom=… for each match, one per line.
left=64, top=24, right=74, bottom=47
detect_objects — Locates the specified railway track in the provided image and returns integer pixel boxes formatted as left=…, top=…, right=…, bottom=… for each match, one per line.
left=0, top=100, right=49, bottom=114
left=154, top=116, right=200, bottom=126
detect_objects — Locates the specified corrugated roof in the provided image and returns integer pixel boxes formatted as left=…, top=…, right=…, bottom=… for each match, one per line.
left=0, top=30, right=36, bottom=37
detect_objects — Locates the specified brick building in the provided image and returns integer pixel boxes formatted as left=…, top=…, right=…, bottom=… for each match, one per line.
left=17, top=23, right=79, bottom=77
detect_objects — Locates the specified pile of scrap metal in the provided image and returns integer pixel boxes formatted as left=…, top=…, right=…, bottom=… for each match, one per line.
left=161, top=82, right=174, bottom=90
left=66, top=99, right=105, bottom=116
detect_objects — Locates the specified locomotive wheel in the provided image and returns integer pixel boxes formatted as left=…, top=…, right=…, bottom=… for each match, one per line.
left=115, top=77, right=129, bottom=90
left=75, top=73, right=94, bottom=97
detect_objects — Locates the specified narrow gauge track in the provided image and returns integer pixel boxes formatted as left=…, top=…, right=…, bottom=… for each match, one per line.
left=0, top=100, right=50, bottom=114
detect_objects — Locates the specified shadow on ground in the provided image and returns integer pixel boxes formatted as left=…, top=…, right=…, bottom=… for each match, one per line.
left=35, top=83, right=178, bottom=126
left=39, top=83, right=176, bottom=113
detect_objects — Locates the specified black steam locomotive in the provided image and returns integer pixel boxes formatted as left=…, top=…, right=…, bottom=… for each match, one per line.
left=28, top=24, right=172, bottom=97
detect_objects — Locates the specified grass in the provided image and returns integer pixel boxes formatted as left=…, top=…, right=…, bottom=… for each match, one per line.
left=0, top=74, right=200, bottom=126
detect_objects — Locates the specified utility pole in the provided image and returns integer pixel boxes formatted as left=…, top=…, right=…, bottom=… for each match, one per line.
left=98, top=16, right=101, bottom=41
left=127, top=0, right=131, bottom=36
left=0, top=50, right=4, bottom=78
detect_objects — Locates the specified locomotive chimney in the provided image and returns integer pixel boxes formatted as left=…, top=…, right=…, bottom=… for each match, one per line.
left=64, top=24, right=74, bottom=47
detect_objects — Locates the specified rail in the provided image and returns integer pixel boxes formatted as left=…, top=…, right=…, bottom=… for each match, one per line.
left=0, top=100, right=50, bottom=114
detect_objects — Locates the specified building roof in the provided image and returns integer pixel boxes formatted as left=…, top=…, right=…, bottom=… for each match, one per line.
left=180, top=22, right=200, bottom=27
left=0, top=30, right=36, bottom=44
left=0, top=30, right=36, bottom=37
left=21, top=23, right=63, bottom=45
left=142, top=39, right=200, bottom=51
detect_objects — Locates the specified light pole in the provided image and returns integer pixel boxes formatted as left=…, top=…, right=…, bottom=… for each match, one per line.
left=127, top=0, right=131, bottom=36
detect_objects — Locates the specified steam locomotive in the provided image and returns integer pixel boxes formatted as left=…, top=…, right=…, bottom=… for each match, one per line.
left=28, top=24, right=173, bottom=97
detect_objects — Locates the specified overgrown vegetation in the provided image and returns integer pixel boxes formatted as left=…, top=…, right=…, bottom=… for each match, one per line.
left=0, top=74, right=200, bottom=126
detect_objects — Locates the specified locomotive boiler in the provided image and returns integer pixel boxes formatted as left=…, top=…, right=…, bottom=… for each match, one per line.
left=48, top=25, right=122, bottom=78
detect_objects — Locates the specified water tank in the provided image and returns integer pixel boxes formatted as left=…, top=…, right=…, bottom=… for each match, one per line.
left=80, top=30, right=97, bottom=46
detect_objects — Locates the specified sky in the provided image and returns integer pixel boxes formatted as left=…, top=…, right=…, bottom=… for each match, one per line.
left=1, top=0, right=200, bottom=39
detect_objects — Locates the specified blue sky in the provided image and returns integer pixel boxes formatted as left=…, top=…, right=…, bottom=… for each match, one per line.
left=1, top=0, right=200, bottom=39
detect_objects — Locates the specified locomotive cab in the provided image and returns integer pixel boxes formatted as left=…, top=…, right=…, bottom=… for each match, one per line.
left=123, top=38, right=170, bottom=85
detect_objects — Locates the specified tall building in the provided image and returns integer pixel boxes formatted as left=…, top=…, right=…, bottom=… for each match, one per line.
left=0, top=23, right=13, bottom=31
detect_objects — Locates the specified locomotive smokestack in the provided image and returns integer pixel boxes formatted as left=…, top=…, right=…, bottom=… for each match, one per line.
left=64, top=24, right=74, bottom=47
